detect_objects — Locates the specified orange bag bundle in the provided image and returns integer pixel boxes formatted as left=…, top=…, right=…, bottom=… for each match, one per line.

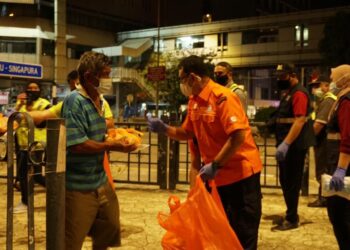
left=106, top=128, right=143, bottom=146
left=158, top=177, right=243, bottom=250
left=0, top=113, right=8, bottom=134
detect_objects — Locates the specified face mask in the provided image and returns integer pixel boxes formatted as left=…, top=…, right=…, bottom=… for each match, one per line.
left=180, top=82, right=192, bottom=97
left=215, top=75, right=228, bottom=86
left=97, top=78, right=112, bottom=94
left=277, top=79, right=291, bottom=90
left=313, top=88, right=324, bottom=98
left=26, top=90, right=40, bottom=104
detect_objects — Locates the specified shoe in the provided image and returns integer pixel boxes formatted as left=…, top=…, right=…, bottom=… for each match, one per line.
left=272, top=216, right=285, bottom=225
left=13, top=202, right=27, bottom=214
left=307, top=199, right=327, bottom=208
left=271, top=220, right=298, bottom=231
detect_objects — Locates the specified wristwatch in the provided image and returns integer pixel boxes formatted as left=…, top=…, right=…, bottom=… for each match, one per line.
left=211, top=160, right=221, bottom=171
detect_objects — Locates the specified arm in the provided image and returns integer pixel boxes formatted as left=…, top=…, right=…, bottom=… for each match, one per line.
left=166, top=126, right=194, bottom=141
left=29, top=109, right=56, bottom=125
left=283, top=116, right=306, bottom=144
left=69, top=139, right=137, bottom=154
left=106, top=118, right=115, bottom=129
left=337, top=152, right=350, bottom=170
left=313, top=121, right=325, bottom=136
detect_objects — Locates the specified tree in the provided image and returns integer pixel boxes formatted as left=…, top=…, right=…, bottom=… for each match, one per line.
left=319, top=11, right=350, bottom=67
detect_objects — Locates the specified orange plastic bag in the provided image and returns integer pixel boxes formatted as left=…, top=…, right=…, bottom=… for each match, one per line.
left=158, top=177, right=243, bottom=250
left=103, top=152, right=115, bottom=189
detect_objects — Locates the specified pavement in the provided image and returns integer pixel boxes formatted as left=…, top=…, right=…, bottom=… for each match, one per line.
left=0, top=159, right=339, bottom=250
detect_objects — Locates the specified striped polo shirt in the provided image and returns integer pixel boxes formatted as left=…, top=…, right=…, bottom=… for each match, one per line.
left=62, top=90, right=107, bottom=191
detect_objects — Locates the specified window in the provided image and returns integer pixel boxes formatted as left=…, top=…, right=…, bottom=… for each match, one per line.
left=67, top=43, right=93, bottom=59
left=217, top=32, right=228, bottom=47
left=295, top=24, right=309, bottom=47
left=242, top=28, right=278, bottom=44
left=42, top=39, right=55, bottom=56
left=0, top=37, right=35, bottom=54
left=175, top=36, right=204, bottom=50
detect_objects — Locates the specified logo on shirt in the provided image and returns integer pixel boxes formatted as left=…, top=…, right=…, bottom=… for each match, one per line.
left=193, top=103, right=198, bottom=109
left=207, top=105, right=212, bottom=112
left=230, top=116, right=237, bottom=123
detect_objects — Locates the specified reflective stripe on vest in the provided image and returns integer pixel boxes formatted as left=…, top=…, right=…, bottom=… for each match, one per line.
left=323, top=92, right=337, bottom=101
left=327, top=132, right=341, bottom=140
left=229, top=83, right=240, bottom=92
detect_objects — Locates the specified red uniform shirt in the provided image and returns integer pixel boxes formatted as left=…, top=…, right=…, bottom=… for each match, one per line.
left=182, top=80, right=262, bottom=186
left=292, top=91, right=308, bottom=116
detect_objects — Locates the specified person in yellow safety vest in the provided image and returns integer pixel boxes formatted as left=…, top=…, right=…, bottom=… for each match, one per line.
left=307, top=78, right=338, bottom=207
left=29, top=70, right=116, bottom=188
left=13, top=82, right=52, bottom=213
left=214, top=61, right=248, bottom=113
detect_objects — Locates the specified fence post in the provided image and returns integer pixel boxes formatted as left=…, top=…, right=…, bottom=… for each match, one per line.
left=168, top=139, right=179, bottom=190
left=46, top=119, right=66, bottom=250
left=157, top=133, right=167, bottom=189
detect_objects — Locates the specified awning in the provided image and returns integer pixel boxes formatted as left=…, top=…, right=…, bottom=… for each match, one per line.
left=93, top=38, right=153, bottom=57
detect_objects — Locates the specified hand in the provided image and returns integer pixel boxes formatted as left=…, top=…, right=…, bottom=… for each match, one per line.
left=199, top=162, right=218, bottom=181
left=330, top=167, right=347, bottom=191
left=106, top=140, right=138, bottom=153
left=147, top=114, right=168, bottom=133
left=276, top=141, right=290, bottom=162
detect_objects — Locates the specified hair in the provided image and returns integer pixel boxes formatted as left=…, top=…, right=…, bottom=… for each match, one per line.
left=76, top=51, right=111, bottom=84
left=216, top=61, right=233, bottom=73
left=67, top=70, right=79, bottom=83
left=178, top=55, right=209, bottom=77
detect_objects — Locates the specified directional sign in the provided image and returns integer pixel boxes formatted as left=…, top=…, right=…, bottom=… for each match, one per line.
left=0, top=61, right=43, bottom=79
left=148, top=66, right=166, bottom=82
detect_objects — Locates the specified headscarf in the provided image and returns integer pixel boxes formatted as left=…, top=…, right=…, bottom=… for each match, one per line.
left=328, top=64, right=350, bottom=120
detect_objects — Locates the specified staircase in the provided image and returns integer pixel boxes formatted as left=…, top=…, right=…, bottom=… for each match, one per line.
left=112, top=67, right=157, bottom=101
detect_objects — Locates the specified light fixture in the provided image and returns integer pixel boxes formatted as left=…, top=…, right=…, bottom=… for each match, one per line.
left=9, top=12, right=14, bottom=17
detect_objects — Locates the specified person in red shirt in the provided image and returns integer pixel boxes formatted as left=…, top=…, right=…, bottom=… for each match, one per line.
left=326, top=64, right=350, bottom=250
left=272, top=64, right=315, bottom=231
left=148, top=55, right=262, bottom=250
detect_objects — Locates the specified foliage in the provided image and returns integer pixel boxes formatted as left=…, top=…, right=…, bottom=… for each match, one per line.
left=142, top=50, right=216, bottom=118
left=319, top=11, right=350, bottom=67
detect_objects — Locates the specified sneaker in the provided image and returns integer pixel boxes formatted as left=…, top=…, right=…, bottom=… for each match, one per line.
left=271, top=220, right=299, bottom=231
left=307, top=198, right=327, bottom=208
left=13, top=202, right=27, bottom=214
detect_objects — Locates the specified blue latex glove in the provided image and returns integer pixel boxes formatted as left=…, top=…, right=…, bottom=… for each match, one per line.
left=330, top=167, right=347, bottom=191
left=147, top=114, right=168, bottom=133
left=276, top=141, right=290, bottom=162
left=199, top=162, right=218, bottom=181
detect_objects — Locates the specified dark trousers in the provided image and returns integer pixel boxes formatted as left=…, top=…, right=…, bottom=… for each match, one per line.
left=278, top=145, right=307, bottom=223
left=327, top=196, right=350, bottom=250
left=217, top=172, right=262, bottom=250
left=17, top=150, right=46, bottom=205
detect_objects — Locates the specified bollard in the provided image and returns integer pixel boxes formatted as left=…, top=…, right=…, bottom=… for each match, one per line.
left=46, top=119, right=66, bottom=250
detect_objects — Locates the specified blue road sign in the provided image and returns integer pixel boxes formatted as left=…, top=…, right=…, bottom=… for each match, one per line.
left=0, top=61, right=43, bottom=79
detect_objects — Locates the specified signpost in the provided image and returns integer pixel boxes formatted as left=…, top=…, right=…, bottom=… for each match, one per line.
left=147, top=66, right=166, bottom=116
left=0, top=61, right=43, bottom=79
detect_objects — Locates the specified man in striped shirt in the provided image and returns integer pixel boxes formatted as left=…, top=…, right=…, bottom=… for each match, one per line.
left=62, top=51, right=137, bottom=250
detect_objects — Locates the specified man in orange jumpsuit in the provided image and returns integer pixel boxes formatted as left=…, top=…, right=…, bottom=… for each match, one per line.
left=148, top=55, right=262, bottom=250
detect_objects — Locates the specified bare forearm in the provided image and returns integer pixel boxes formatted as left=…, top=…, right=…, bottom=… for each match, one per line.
left=284, top=117, right=306, bottom=144
left=313, top=122, right=325, bottom=136
left=69, top=140, right=108, bottom=154
left=338, top=152, right=350, bottom=169
left=214, top=129, right=245, bottom=166
left=166, top=126, right=194, bottom=141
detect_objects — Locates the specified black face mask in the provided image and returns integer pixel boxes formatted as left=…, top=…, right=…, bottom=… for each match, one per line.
left=277, top=79, right=291, bottom=90
left=215, top=75, right=228, bottom=86
left=26, top=90, right=40, bottom=104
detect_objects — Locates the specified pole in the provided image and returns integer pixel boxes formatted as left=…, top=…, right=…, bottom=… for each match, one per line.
left=156, top=0, right=160, bottom=117
left=46, top=119, right=66, bottom=250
